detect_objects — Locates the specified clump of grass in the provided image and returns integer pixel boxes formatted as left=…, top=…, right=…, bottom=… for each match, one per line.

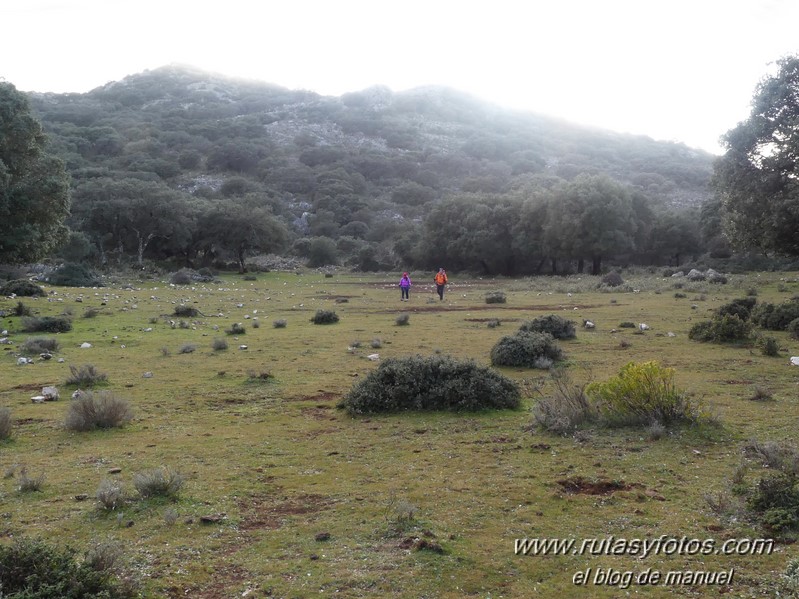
left=20, top=337, right=60, bottom=355
left=273, top=319, right=287, bottom=328
left=645, top=420, right=667, bottom=440
left=225, top=322, right=246, bottom=335
left=65, top=391, right=133, bottom=431
left=160, top=346, right=170, bottom=357
left=370, top=338, right=382, bottom=349
left=85, top=540, right=125, bottom=573
left=212, top=338, right=228, bottom=351
left=748, top=386, right=774, bottom=402
left=251, top=319, right=260, bottom=328
left=247, top=369, right=274, bottom=381
left=618, top=339, right=632, bottom=349
left=17, top=467, right=45, bottom=492
left=163, top=508, right=179, bottom=526
left=395, top=313, right=410, bottom=326
left=743, top=439, right=799, bottom=474
left=485, top=291, right=507, bottom=304
left=619, top=321, right=636, bottom=328
left=339, top=354, right=520, bottom=414
left=311, top=310, right=339, bottom=325
left=96, top=479, right=126, bottom=510
left=178, top=343, right=197, bottom=354
left=133, top=466, right=184, bottom=499
left=83, top=307, right=100, bottom=319
left=66, top=364, right=108, bottom=387
left=487, top=319, right=501, bottom=328
left=674, top=292, right=687, bottom=299
left=0, top=407, right=12, bottom=440
left=532, top=369, right=596, bottom=434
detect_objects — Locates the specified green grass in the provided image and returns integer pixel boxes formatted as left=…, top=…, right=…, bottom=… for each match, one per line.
left=0, top=270, right=798, bottom=596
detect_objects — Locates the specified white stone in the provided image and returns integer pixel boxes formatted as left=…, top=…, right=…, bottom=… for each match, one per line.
left=367, top=353, right=380, bottom=361
left=80, top=342, right=92, bottom=348
left=791, top=357, right=799, bottom=366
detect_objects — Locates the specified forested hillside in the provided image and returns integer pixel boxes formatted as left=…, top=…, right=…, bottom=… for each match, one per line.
left=26, top=65, right=717, bottom=274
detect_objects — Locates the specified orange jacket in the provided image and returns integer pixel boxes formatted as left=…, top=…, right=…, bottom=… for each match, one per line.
left=434, top=272, right=448, bottom=285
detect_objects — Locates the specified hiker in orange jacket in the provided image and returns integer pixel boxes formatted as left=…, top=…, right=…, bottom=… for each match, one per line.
left=434, top=268, right=448, bottom=301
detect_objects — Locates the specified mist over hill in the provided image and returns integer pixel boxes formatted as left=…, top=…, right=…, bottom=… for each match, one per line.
left=25, top=65, right=717, bottom=273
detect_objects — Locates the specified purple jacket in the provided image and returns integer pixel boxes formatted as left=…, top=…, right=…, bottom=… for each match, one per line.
left=399, top=275, right=412, bottom=288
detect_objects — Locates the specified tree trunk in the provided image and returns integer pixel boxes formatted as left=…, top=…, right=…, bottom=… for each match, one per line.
left=591, top=256, right=602, bottom=275
left=136, top=231, right=155, bottom=268
left=237, top=247, right=246, bottom=274
left=551, top=258, right=557, bottom=275
left=577, top=258, right=584, bottom=274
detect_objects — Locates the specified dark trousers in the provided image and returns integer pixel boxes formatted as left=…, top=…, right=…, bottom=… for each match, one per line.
left=436, top=284, right=445, bottom=300
left=401, top=287, right=409, bottom=300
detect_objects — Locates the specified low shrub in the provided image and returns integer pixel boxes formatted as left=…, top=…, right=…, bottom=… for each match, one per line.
left=179, top=343, right=197, bottom=354
left=13, top=301, right=32, bottom=316
left=17, top=467, right=45, bottom=492
left=485, top=291, right=507, bottom=304
left=749, top=386, right=775, bottom=402
left=370, top=338, right=382, bottom=348
left=487, top=319, right=501, bottom=328
left=173, top=305, right=199, bottom=317
left=21, top=315, right=72, bottom=333
left=532, top=369, right=596, bottom=434
left=66, top=364, right=108, bottom=387
left=688, top=314, right=752, bottom=343
left=788, top=318, right=799, bottom=339
left=83, top=307, right=100, bottom=318
left=619, top=321, right=636, bottom=328
left=751, top=299, right=799, bottom=330
left=212, top=338, right=228, bottom=351
left=717, top=297, right=757, bottom=321
left=133, top=466, right=184, bottom=499
left=225, top=322, right=246, bottom=335
left=744, top=440, right=799, bottom=474
left=47, top=262, right=102, bottom=287
left=601, top=271, right=624, bottom=287
left=170, top=268, right=193, bottom=285
left=65, top=391, right=133, bottom=431
left=0, top=407, right=11, bottom=440
left=0, top=279, right=45, bottom=297
left=20, top=337, right=59, bottom=355
left=96, top=478, right=126, bottom=510
left=746, top=473, right=799, bottom=531
left=761, top=336, right=780, bottom=357
left=490, top=331, right=564, bottom=368
left=0, top=537, right=135, bottom=597
left=395, top=313, right=410, bottom=326
left=586, top=361, right=702, bottom=427
left=311, top=310, right=339, bottom=325
left=519, top=315, right=576, bottom=339
left=273, top=319, right=287, bottom=328
left=339, top=354, right=521, bottom=414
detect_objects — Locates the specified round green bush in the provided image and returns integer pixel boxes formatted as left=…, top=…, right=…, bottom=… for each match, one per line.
left=717, top=297, right=757, bottom=321
left=751, top=299, right=799, bottom=330
left=519, top=314, right=576, bottom=339
left=339, top=354, right=520, bottom=414
left=485, top=291, right=507, bottom=304
left=0, top=279, right=45, bottom=297
left=311, top=309, right=339, bottom=324
left=788, top=318, right=799, bottom=339
left=490, top=331, right=563, bottom=368
left=47, top=262, right=102, bottom=287
left=688, top=314, right=752, bottom=343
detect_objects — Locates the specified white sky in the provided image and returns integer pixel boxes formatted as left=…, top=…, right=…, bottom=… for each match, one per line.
left=2, top=0, right=797, bottom=154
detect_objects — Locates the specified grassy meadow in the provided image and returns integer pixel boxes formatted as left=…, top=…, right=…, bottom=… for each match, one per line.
left=1, top=269, right=798, bottom=597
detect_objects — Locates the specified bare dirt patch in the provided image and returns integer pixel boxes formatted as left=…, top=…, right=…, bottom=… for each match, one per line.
left=556, top=476, right=636, bottom=495
left=238, top=493, right=334, bottom=531
left=374, top=303, right=601, bottom=314
left=301, top=406, right=337, bottom=421
left=168, top=564, right=251, bottom=599
left=291, top=390, right=339, bottom=402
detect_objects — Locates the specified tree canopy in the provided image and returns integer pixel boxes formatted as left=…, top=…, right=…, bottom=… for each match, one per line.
left=0, top=82, right=71, bottom=263
left=714, top=55, right=799, bottom=255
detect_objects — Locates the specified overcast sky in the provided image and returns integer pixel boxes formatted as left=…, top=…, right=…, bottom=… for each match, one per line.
left=3, top=0, right=797, bottom=154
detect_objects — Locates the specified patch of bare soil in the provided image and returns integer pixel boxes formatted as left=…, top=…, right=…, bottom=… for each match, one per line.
left=167, top=564, right=251, bottom=599
left=10, top=382, right=48, bottom=391
left=374, top=303, right=602, bottom=314
left=290, top=390, right=339, bottom=402
left=556, top=476, right=636, bottom=495
left=464, top=317, right=522, bottom=323
left=238, top=493, right=334, bottom=531
left=301, top=406, right=337, bottom=421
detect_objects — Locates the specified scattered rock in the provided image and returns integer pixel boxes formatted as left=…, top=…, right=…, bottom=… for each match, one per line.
left=71, top=389, right=86, bottom=400
left=366, top=353, right=379, bottom=361
left=142, top=371, right=154, bottom=378
left=30, top=395, right=46, bottom=403
left=639, top=323, right=650, bottom=331
left=42, top=386, right=59, bottom=401
left=17, top=357, right=32, bottom=365
left=74, top=494, right=89, bottom=501
left=80, top=342, right=92, bottom=349
left=108, top=467, right=122, bottom=474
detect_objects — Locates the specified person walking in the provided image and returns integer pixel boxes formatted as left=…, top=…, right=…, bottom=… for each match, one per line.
left=434, top=268, right=448, bottom=301
left=399, top=272, right=412, bottom=301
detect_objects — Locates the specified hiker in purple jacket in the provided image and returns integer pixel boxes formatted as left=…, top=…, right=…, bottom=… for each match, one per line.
left=399, top=272, right=412, bottom=301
